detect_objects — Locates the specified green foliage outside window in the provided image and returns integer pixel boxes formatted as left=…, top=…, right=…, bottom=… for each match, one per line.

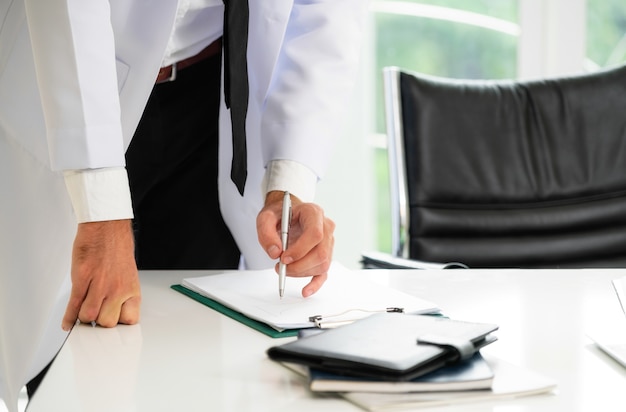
left=587, top=0, right=626, bottom=68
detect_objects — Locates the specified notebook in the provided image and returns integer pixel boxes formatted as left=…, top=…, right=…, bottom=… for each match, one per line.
left=589, top=276, right=626, bottom=367
left=307, top=352, right=494, bottom=393
left=267, top=313, right=498, bottom=381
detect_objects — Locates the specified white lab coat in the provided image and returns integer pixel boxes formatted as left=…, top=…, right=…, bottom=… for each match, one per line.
left=0, top=1, right=365, bottom=410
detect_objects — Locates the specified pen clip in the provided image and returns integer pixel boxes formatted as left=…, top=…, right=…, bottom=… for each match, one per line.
left=281, top=191, right=291, bottom=237
left=308, top=307, right=404, bottom=329
left=287, top=203, right=292, bottom=230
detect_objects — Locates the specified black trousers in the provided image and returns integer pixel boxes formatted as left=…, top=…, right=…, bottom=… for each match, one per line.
left=25, top=360, right=53, bottom=399
left=125, top=52, right=240, bottom=270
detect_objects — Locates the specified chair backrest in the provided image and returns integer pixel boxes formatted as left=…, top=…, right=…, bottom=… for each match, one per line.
left=384, top=65, right=626, bottom=268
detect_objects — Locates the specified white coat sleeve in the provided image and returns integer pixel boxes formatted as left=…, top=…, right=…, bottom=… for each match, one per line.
left=24, top=0, right=126, bottom=171
left=24, top=0, right=133, bottom=222
left=260, top=0, right=367, bottom=180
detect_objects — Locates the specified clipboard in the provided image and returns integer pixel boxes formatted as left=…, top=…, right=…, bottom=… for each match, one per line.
left=173, top=264, right=440, bottom=338
left=171, top=284, right=299, bottom=338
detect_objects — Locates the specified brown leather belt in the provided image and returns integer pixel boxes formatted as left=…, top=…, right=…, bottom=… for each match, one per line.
left=156, top=38, right=222, bottom=84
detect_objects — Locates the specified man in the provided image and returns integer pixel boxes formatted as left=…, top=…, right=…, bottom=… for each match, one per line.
left=0, top=1, right=365, bottom=411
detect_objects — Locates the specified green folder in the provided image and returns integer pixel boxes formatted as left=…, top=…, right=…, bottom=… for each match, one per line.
left=171, top=284, right=300, bottom=338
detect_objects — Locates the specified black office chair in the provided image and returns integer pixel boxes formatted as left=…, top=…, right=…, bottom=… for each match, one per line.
left=362, top=64, right=626, bottom=269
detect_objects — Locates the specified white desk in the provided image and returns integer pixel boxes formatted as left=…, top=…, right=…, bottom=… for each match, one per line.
left=27, top=268, right=626, bottom=411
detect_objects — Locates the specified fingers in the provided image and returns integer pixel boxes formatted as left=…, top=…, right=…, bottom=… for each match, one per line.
left=63, top=278, right=141, bottom=330
left=284, top=206, right=335, bottom=274
left=281, top=203, right=328, bottom=264
left=272, top=259, right=330, bottom=297
left=62, top=287, right=89, bottom=331
left=275, top=206, right=334, bottom=296
left=256, top=191, right=289, bottom=260
left=118, top=296, right=142, bottom=325
left=257, top=192, right=335, bottom=297
left=256, top=209, right=282, bottom=260
left=301, top=272, right=328, bottom=298
left=91, top=295, right=141, bottom=328
left=62, top=220, right=141, bottom=330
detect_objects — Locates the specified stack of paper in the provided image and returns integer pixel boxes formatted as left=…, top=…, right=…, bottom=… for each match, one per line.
left=281, top=355, right=556, bottom=411
left=341, top=356, right=557, bottom=411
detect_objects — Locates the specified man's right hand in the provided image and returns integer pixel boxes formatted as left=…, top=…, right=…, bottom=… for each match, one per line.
left=62, top=219, right=141, bottom=331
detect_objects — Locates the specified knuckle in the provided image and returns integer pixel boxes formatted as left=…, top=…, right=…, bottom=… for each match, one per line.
left=67, top=295, right=84, bottom=310
left=325, top=217, right=336, bottom=232
left=119, top=313, right=140, bottom=325
left=311, top=226, right=324, bottom=243
left=315, top=247, right=332, bottom=270
left=82, top=303, right=100, bottom=318
left=79, top=308, right=99, bottom=323
left=98, top=318, right=117, bottom=328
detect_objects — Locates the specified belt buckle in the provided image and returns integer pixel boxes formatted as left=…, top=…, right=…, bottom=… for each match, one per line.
left=157, top=62, right=177, bottom=84
left=167, top=62, right=177, bottom=82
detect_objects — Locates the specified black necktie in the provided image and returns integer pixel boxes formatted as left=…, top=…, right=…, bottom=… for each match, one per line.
left=223, top=0, right=249, bottom=195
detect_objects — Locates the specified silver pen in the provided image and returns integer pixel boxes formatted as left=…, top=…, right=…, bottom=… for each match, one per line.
left=279, top=191, right=292, bottom=298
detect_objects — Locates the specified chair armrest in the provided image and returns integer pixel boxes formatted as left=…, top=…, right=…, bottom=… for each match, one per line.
left=360, top=250, right=468, bottom=270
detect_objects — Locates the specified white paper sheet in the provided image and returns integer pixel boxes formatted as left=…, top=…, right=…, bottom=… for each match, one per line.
left=181, top=263, right=440, bottom=331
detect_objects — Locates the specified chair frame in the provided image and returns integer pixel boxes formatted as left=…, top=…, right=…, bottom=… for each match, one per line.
left=383, top=66, right=409, bottom=259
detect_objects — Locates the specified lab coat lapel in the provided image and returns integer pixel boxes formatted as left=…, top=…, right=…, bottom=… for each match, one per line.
left=109, top=0, right=179, bottom=146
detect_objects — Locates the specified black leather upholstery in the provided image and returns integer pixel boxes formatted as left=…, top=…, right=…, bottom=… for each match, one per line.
left=397, top=65, right=626, bottom=268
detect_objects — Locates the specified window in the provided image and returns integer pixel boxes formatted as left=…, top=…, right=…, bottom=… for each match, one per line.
left=370, top=0, right=519, bottom=252
left=587, top=0, right=626, bottom=69
left=323, top=0, right=626, bottom=265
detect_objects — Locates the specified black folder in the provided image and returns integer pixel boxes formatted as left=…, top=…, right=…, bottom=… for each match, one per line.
left=267, top=313, right=498, bottom=381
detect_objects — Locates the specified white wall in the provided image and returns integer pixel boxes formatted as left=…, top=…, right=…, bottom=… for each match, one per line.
left=316, top=19, right=376, bottom=269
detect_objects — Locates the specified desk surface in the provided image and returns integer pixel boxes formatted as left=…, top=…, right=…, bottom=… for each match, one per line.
left=28, top=268, right=626, bottom=412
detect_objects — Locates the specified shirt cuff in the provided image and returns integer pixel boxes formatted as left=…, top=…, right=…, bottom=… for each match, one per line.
left=262, top=160, right=318, bottom=203
left=63, top=167, right=134, bottom=223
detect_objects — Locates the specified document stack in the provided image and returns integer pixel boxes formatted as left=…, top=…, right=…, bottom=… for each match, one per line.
left=268, top=313, right=556, bottom=411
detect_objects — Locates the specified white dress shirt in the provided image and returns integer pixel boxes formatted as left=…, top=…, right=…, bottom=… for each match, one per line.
left=64, top=1, right=317, bottom=223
